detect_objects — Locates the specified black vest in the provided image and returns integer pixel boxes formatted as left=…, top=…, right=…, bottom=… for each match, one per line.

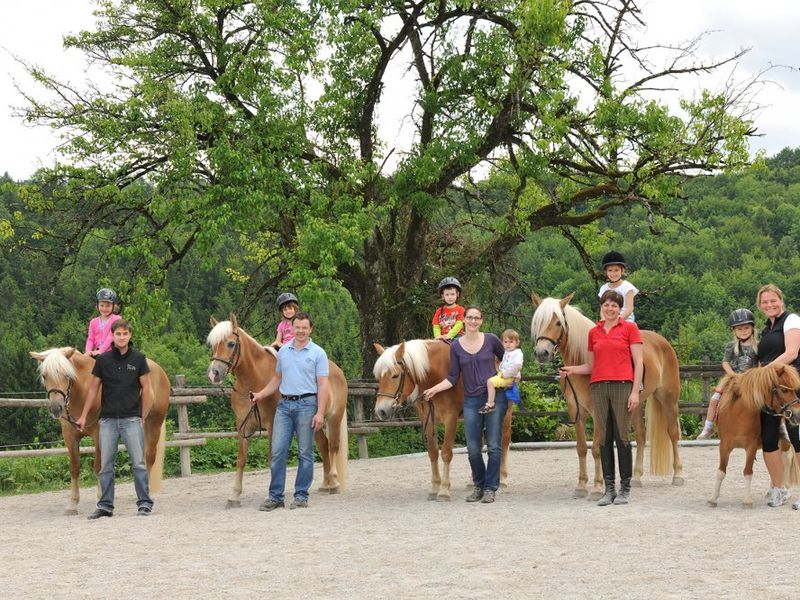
left=758, top=312, right=800, bottom=369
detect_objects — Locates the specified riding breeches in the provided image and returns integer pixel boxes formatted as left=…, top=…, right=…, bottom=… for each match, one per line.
left=591, top=381, right=633, bottom=448
left=761, top=411, right=800, bottom=453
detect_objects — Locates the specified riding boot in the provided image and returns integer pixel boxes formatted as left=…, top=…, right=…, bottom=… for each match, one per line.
left=597, top=441, right=617, bottom=506
left=614, top=441, right=633, bottom=505
left=614, top=479, right=631, bottom=505
left=597, top=479, right=617, bottom=506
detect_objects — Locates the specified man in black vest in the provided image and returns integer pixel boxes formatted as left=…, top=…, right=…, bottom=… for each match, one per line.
left=76, top=319, right=154, bottom=519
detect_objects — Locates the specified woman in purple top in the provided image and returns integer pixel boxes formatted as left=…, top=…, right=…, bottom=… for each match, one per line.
left=423, top=305, right=506, bottom=503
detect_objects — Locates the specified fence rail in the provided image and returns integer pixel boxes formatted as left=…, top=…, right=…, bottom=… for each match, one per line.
left=0, top=364, right=725, bottom=471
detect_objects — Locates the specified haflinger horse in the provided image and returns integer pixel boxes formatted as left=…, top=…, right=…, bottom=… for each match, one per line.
left=373, top=339, right=513, bottom=501
left=531, top=292, right=684, bottom=498
left=708, top=363, right=800, bottom=507
left=29, top=347, right=169, bottom=515
left=207, top=315, right=349, bottom=507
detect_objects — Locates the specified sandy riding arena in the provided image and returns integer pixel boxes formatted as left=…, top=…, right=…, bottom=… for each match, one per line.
left=0, top=445, right=796, bottom=599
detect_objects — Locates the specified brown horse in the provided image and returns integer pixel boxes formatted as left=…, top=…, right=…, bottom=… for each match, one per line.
left=207, top=315, right=349, bottom=507
left=30, top=347, right=169, bottom=515
left=708, top=363, right=800, bottom=507
left=373, top=339, right=513, bottom=501
left=531, top=292, right=684, bottom=498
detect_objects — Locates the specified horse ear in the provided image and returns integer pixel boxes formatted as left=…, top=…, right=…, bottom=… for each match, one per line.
left=210, top=315, right=218, bottom=327
left=63, top=348, right=76, bottom=359
left=395, top=341, right=406, bottom=360
left=373, top=343, right=385, bottom=355
left=531, top=291, right=542, bottom=306
left=230, top=313, right=238, bottom=330
left=29, top=351, right=45, bottom=361
left=559, top=293, right=575, bottom=309
left=775, top=365, right=786, bottom=376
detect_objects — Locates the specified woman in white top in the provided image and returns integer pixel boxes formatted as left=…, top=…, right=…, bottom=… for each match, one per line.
left=598, top=251, right=638, bottom=322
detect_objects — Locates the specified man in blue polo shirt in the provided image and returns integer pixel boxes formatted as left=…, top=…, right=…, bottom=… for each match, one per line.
left=76, top=319, right=154, bottom=519
left=251, top=312, right=329, bottom=510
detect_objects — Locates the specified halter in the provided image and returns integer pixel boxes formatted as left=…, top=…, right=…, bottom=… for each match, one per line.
left=763, top=384, right=800, bottom=419
left=535, top=309, right=569, bottom=352
left=47, top=379, right=80, bottom=429
left=211, top=330, right=242, bottom=376
left=535, top=311, right=581, bottom=424
left=376, top=359, right=408, bottom=408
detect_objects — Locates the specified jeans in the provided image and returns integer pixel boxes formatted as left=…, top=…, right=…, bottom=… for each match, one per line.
left=463, top=391, right=508, bottom=492
left=269, top=396, right=317, bottom=502
left=97, top=417, right=152, bottom=512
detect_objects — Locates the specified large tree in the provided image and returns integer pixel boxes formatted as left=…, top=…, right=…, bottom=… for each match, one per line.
left=17, top=0, right=755, bottom=374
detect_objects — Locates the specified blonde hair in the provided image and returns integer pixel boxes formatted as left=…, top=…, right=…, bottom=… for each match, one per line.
left=501, top=329, right=520, bottom=344
left=756, top=283, right=784, bottom=308
left=731, top=325, right=759, bottom=357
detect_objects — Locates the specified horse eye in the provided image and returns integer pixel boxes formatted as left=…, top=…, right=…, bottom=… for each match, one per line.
left=227, top=341, right=235, bottom=348
left=555, top=320, right=561, bottom=327
left=392, top=374, right=399, bottom=379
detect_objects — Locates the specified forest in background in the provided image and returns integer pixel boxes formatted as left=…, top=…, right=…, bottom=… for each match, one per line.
left=1, top=146, right=799, bottom=453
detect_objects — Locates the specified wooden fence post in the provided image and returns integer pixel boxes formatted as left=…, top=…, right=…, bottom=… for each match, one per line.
left=354, top=394, right=369, bottom=459
left=175, top=374, right=192, bottom=476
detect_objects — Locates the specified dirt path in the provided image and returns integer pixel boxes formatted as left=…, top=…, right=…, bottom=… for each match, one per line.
left=0, top=445, right=795, bottom=599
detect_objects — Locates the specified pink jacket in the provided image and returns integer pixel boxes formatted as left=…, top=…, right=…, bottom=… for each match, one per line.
left=85, top=314, right=122, bottom=354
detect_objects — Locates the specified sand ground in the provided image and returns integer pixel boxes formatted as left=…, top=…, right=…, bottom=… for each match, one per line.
left=0, top=445, right=796, bottom=599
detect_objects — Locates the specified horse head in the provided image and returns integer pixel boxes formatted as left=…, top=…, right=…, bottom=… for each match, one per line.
left=207, top=313, right=242, bottom=384
left=373, top=341, right=419, bottom=420
left=767, top=365, right=800, bottom=426
left=531, top=291, right=574, bottom=364
left=29, top=348, right=78, bottom=420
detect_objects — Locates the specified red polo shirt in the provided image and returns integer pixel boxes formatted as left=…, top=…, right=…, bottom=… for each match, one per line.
left=588, top=320, right=642, bottom=383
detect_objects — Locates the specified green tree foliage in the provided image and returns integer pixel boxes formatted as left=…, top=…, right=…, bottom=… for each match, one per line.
left=14, top=0, right=755, bottom=375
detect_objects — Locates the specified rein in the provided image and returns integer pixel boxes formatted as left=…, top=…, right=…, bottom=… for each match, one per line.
left=239, top=399, right=263, bottom=440
left=763, top=384, right=800, bottom=419
left=47, top=380, right=82, bottom=430
left=376, top=358, right=434, bottom=449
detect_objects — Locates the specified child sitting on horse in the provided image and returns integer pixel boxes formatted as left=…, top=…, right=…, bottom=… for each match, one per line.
left=480, top=329, right=524, bottom=414
left=271, top=292, right=299, bottom=349
left=697, top=308, right=788, bottom=441
left=85, top=288, right=122, bottom=357
left=432, top=277, right=465, bottom=341
left=598, top=251, right=638, bottom=322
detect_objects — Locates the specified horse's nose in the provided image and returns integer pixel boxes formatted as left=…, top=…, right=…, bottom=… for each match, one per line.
left=534, top=348, right=551, bottom=364
left=207, top=367, right=221, bottom=384
left=48, top=405, right=63, bottom=419
left=374, top=405, right=390, bottom=421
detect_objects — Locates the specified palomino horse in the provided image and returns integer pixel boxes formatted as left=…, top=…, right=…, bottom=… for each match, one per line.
left=709, top=363, right=800, bottom=507
left=207, top=315, right=349, bottom=507
left=30, top=347, right=169, bottom=515
left=373, top=339, right=513, bottom=501
left=531, top=293, right=684, bottom=498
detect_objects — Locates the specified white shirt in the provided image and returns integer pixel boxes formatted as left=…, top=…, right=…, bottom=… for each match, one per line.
left=598, top=280, right=639, bottom=322
left=498, top=348, right=523, bottom=379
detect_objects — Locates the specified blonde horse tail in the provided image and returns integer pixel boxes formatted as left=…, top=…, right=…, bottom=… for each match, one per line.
left=335, top=408, right=349, bottom=491
left=646, top=396, right=673, bottom=477
left=149, top=421, right=166, bottom=494
left=785, top=446, right=800, bottom=486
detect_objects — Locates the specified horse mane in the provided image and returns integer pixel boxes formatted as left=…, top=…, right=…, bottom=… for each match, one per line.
left=373, top=339, right=431, bottom=381
left=719, top=364, right=800, bottom=413
left=207, top=320, right=234, bottom=347
left=37, top=348, right=77, bottom=383
left=531, top=297, right=593, bottom=363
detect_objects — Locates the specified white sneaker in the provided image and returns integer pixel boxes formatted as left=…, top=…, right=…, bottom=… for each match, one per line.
left=696, top=429, right=711, bottom=440
left=768, top=486, right=789, bottom=507
left=793, top=499, right=800, bottom=510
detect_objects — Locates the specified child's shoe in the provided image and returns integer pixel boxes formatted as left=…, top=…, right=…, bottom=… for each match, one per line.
left=478, top=403, right=495, bottom=414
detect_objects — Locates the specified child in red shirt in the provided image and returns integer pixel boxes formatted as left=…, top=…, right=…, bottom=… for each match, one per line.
left=432, top=277, right=465, bottom=341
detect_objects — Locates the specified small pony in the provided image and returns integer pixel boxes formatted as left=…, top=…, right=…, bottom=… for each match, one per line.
left=708, top=363, right=800, bottom=507
left=373, top=340, right=513, bottom=501
left=30, top=347, right=169, bottom=515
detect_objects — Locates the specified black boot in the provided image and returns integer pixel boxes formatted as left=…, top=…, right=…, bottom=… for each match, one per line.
left=614, top=479, right=630, bottom=505
left=597, top=479, right=616, bottom=506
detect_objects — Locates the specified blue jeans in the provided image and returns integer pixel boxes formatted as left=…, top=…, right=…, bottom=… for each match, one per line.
left=269, top=396, right=317, bottom=502
left=463, top=391, right=508, bottom=492
left=97, top=417, right=152, bottom=512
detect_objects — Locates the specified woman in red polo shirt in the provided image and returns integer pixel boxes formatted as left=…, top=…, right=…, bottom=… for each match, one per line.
left=560, top=290, right=644, bottom=506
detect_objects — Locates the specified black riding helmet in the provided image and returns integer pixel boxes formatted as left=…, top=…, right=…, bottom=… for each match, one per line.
left=437, top=276, right=462, bottom=294
left=96, top=288, right=118, bottom=304
left=601, top=251, right=626, bottom=269
left=276, top=292, right=298, bottom=310
left=728, top=308, right=755, bottom=328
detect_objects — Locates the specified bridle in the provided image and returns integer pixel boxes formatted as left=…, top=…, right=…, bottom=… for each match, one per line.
left=536, top=312, right=580, bottom=424
left=47, top=379, right=80, bottom=429
left=211, top=331, right=242, bottom=376
left=764, top=384, right=800, bottom=420
left=376, top=359, right=408, bottom=408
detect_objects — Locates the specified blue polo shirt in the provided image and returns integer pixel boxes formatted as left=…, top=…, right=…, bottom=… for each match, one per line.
left=276, top=338, right=329, bottom=396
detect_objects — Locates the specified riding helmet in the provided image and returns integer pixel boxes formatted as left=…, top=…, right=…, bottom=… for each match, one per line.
left=728, top=308, right=755, bottom=328
left=95, top=288, right=118, bottom=304
left=437, top=277, right=462, bottom=294
left=276, top=292, right=298, bottom=310
left=601, top=251, right=626, bottom=269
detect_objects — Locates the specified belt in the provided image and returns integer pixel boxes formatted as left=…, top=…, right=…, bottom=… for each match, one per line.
left=282, top=393, right=317, bottom=401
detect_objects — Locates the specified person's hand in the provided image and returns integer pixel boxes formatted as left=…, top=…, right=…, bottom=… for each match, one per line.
left=627, top=390, right=640, bottom=412
left=559, top=367, right=573, bottom=377
left=249, top=391, right=258, bottom=404
left=422, top=387, right=436, bottom=401
left=312, top=412, right=325, bottom=432
left=75, top=415, right=86, bottom=432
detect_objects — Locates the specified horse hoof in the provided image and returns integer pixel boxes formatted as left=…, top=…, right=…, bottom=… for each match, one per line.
left=328, top=486, right=340, bottom=495
left=672, top=476, right=685, bottom=487
left=64, top=508, right=78, bottom=516
left=225, top=500, right=241, bottom=509
left=427, top=493, right=438, bottom=501
left=588, top=491, right=603, bottom=501
left=630, top=479, right=643, bottom=488
left=742, top=502, right=753, bottom=509
left=707, top=500, right=717, bottom=507
left=436, top=495, right=451, bottom=502
left=573, top=488, right=588, bottom=498
left=499, top=482, right=508, bottom=489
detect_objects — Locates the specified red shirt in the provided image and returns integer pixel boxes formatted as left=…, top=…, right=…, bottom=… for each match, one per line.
left=588, top=320, right=642, bottom=383
left=432, top=304, right=465, bottom=338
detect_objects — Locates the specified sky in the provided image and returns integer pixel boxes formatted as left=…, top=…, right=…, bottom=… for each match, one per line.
left=1, top=0, right=799, bottom=181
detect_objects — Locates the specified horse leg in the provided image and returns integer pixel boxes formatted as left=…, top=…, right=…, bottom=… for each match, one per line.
left=708, top=442, right=731, bottom=507
left=589, top=417, right=604, bottom=498
left=437, top=414, right=458, bottom=502
left=64, top=431, right=81, bottom=515
left=573, top=417, right=589, bottom=498
left=421, top=404, right=442, bottom=500
left=742, top=443, right=758, bottom=508
left=227, top=436, right=250, bottom=508
left=315, top=429, right=333, bottom=492
left=631, top=404, right=646, bottom=487
left=499, top=406, right=512, bottom=489
left=665, top=398, right=685, bottom=486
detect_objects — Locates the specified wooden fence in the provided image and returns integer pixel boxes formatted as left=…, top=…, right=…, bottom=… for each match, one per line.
left=0, top=364, right=724, bottom=473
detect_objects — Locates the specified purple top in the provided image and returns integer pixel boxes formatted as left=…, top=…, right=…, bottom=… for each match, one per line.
left=446, top=333, right=505, bottom=396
